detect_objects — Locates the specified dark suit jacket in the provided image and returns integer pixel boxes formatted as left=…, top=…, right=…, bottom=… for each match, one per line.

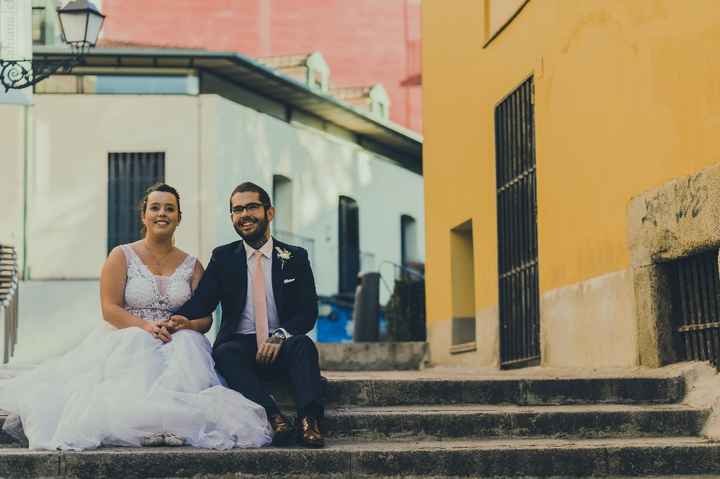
left=175, top=238, right=318, bottom=349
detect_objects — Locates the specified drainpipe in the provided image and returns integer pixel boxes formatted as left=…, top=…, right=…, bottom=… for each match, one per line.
left=21, top=104, right=30, bottom=280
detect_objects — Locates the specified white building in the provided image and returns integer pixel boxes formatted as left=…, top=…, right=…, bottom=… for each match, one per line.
left=0, top=47, right=424, bottom=359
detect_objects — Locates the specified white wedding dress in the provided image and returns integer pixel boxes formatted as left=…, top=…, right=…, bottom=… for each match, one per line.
left=0, top=245, right=272, bottom=450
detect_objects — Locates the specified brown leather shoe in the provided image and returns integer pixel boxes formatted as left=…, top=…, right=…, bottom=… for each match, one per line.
left=269, top=413, right=293, bottom=446
left=296, top=416, right=324, bottom=448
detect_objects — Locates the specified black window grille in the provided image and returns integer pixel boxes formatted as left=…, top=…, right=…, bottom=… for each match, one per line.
left=338, top=196, right=360, bottom=295
left=495, top=76, right=540, bottom=369
left=670, top=249, right=720, bottom=367
left=107, top=152, right=165, bottom=253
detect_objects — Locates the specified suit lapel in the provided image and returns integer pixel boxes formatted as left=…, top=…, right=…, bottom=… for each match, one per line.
left=231, top=241, right=248, bottom=309
left=271, top=239, right=283, bottom=311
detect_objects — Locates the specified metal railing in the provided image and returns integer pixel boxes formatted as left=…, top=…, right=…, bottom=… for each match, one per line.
left=382, top=269, right=426, bottom=342
left=0, top=244, right=19, bottom=364
left=670, top=249, right=720, bottom=367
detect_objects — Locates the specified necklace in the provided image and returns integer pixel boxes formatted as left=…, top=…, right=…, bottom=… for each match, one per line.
left=142, top=240, right=174, bottom=271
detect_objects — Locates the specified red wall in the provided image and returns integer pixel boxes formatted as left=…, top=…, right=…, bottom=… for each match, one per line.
left=101, top=0, right=422, bottom=132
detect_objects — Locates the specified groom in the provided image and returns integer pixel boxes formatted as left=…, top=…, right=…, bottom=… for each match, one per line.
left=171, top=182, right=324, bottom=448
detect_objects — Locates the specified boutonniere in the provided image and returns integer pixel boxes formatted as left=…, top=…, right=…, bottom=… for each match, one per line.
left=275, top=246, right=292, bottom=270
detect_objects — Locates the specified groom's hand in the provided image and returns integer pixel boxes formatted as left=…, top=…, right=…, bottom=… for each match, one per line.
left=167, top=315, right=191, bottom=333
left=256, top=340, right=282, bottom=366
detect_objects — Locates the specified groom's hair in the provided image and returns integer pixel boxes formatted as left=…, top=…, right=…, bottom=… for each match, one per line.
left=229, top=182, right=272, bottom=211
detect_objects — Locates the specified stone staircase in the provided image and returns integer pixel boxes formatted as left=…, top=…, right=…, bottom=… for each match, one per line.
left=0, top=362, right=719, bottom=478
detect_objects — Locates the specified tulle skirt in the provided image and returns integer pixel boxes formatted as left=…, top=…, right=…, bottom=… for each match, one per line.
left=0, top=323, right=272, bottom=450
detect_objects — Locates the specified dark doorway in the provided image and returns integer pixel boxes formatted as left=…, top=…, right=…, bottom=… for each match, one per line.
left=495, top=76, right=540, bottom=369
left=107, top=152, right=165, bottom=253
left=338, top=196, right=360, bottom=295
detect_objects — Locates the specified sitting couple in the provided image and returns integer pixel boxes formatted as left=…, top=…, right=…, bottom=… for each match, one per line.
left=0, top=181, right=324, bottom=450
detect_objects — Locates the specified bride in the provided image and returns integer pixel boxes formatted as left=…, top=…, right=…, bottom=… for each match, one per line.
left=0, top=183, right=272, bottom=450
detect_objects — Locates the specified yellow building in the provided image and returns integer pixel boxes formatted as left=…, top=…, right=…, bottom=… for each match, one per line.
left=423, top=0, right=720, bottom=368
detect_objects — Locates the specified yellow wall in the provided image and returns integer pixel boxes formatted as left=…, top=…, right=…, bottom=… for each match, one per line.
left=450, top=221, right=475, bottom=319
left=423, top=0, right=720, bottom=365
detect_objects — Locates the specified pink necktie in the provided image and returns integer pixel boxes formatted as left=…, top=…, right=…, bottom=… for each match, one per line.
left=252, top=251, right=269, bottom=349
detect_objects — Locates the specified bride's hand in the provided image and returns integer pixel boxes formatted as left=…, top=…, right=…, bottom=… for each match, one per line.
left=143, top=322, right=172, bottom=342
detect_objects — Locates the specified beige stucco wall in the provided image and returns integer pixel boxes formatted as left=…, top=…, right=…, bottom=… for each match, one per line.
left=29, top=94, right=424, bottom=286
left=28, top=95, right=201, bottom=279
left=15, top=93, right=424, bottom=361
left=0, top=105, right=27, bottom=255
left=540, top=269, right=638, bottom=368
left=429, top=270, right=637, bottom=368
left=201, top=94, right=426, bottom=301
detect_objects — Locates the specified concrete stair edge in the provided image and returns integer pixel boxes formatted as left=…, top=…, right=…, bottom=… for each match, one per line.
left=0, top=403, right=710, bottom=445
left=0, top=437, right=719, bottom=478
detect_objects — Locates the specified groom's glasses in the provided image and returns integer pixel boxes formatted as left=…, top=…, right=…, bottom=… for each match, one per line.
left=231, top=202, right=265, bottom=215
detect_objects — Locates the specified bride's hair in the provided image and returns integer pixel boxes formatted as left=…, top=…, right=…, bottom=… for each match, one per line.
left=139, top=183, right=182, bottom=235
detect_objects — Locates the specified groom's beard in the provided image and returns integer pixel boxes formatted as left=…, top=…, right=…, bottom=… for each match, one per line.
left=234, top=216, right=270, bottom=247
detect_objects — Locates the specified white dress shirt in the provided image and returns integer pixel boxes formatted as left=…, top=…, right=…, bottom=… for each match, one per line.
left=235, top=238, right=280, bottom=335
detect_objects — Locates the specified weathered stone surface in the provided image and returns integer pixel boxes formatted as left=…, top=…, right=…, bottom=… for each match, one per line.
left=0, top=449, right=59, bottom=478
left=627, top=165, right=720, bottom=368
left=0, top=364, right=715, bottom=477
left=606, top=442, right=720, bottom=476
left=318, top=342, right=428, bottom=371
left=632, top=263, right=678, bottom=367
left=0, top=437, right=715, bottom=478
left=628, top=164, right=720, bottom=268
left=266, top=374, right=686, bottom=408
left=540, top=269, right=638, bottom=369
left=323, top=404, right=708, bottom=440
left=60, top=447, right=351, bottom=479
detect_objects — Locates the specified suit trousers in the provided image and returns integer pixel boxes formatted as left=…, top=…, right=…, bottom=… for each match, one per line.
left=213, top=334, right=324, bottom=418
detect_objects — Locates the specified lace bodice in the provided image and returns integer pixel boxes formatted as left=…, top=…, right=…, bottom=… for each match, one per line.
left=120, top=245, right=196, bottom=322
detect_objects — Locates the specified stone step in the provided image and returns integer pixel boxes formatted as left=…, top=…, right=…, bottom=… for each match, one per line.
left=323, top=403, right=709, bottom=440
left=1, top=437, right=719, bottom=478
left=0, top=362, right=699, bottom=409
left=301, top=373, right=687, bottom=407
left=0, top=403, right=707, bottom=446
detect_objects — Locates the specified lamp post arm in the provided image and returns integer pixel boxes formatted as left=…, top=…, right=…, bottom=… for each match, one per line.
left=0, top=56, right=80, bottom=92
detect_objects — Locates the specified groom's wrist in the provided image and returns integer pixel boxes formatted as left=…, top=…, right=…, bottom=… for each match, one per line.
left=270, top=328, right=291, bottom=341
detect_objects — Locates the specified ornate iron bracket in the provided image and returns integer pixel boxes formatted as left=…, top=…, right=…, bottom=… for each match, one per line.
left=0, top=56, right=81, bottom=92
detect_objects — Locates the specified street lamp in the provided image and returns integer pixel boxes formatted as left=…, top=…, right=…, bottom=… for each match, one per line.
left=0, top=0, right=105, bottom=92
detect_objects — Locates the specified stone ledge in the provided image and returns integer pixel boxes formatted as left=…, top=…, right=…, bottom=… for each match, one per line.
left=628, top=163, right=720, bottom=268
left=627, top=163, right=720, bottom=366
left=2, top=403, right=708, bottom=445
left=318, top=342, right=428, bottom=371
left=322, top=403, right=708, bottom=440
left=1, top=437, right=719, bottom=478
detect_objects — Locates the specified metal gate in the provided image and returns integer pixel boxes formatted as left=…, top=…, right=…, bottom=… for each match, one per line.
left=107, top=152, right=165, bottom=253
left=670, top=249, right=720, bottom=367
left=495, top=77, right=540, bottom=369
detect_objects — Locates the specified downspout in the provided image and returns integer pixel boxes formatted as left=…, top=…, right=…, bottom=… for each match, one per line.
left=21, top=104, right=30, bottom=280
